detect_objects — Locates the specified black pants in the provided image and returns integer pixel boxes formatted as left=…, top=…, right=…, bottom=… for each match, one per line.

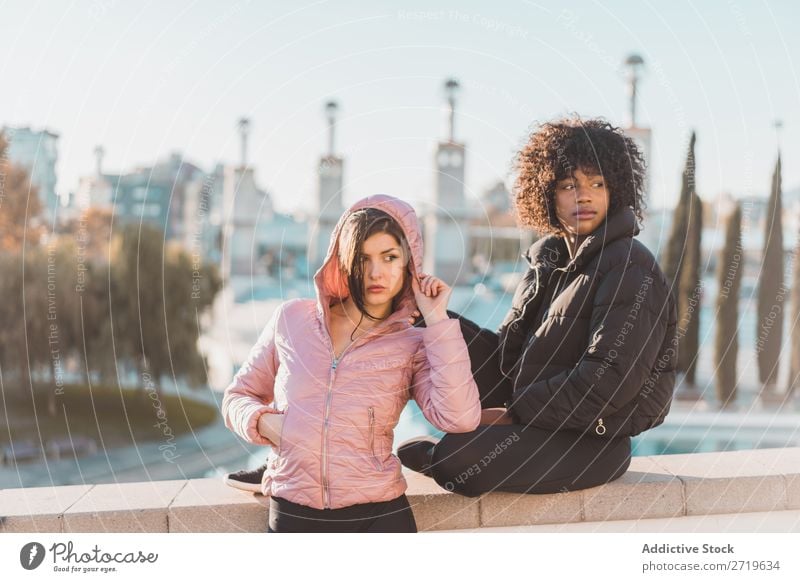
left=429, top=312, right=632, bottom=496
left=268, top=494, right=417, bottom=533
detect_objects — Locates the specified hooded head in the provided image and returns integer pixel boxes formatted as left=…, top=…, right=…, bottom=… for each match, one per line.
left=314, top=195, right=424, bottom=328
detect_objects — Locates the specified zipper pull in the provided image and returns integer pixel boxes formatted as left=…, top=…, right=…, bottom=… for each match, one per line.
left=332, top=358, right=338, bottom=370
left=595, top=418, right=606, bottom=436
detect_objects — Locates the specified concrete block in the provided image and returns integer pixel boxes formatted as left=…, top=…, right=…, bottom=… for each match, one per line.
left=480, top=489, right=582, bottom=527
left=583, top=457, right=684, bottom=522
left=168, top=478, right=267, bottom=532
left=64, top=480, right=186, bottom=533
left=404, top=472, right=480, bottom=531
left=0, top=484, right=92, bottom=533
left=652, top=450, right=787, bottom=515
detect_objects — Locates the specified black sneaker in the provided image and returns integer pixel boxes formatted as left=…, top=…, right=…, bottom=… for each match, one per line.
left=397, top=436, right=440, bottom=477
left=224, top=462, right=268, bottom=493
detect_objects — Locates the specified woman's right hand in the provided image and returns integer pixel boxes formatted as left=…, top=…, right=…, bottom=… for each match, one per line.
left=257, top=409, right=285, bottom=448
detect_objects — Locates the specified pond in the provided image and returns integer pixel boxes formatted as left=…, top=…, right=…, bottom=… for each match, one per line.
left=242, top=275, right=800, bottom=470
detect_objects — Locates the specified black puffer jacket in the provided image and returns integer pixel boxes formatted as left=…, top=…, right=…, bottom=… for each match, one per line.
left=501, top=206, right=678, bottom=438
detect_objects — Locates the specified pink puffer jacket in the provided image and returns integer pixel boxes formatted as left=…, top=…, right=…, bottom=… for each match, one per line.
left=222, top=194, right=481, bottom=510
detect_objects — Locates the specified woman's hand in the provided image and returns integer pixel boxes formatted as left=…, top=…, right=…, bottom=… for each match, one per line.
left=257, top=409, right=285, bottom=448
left=410, top=273, right=451, bottom=326
left=479, top=408, right=515, bottom=426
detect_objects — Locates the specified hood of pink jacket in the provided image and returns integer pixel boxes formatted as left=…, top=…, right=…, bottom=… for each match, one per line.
left=313, top=194, right=423, bottom=327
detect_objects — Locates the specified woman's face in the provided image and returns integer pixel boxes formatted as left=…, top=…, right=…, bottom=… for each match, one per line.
left=358, top=232, right=406, bottom=311
left=554, top=168, right=610, bottom=236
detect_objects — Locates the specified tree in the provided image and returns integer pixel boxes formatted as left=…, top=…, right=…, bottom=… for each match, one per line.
left=0, top=239, right=84, bottom=414
left=109, top=223, right=165, bottom=392
left=756, top=155, right=784, bottom=396
left=110, top=223, right=221, bottom=395
left=714, top=204, right=743, bottom=408
left=676, top=191, right=703, bottom=385
left=0, top=250, right=28, bottom=390
left=60, top=206, right=115, bottom=263
left=0, top=246, right=59, bottom=403
left=80, top=259, right=121, bottom=385
left=662, top=132, right=704, bottom=391
left=43, top=238, right=89, bottom=398
left=163, top=241, right=222, bottom=389
left=0, top=139, right=222, bottom=399
left=661, top=131, right=696, bottom=295
left=786, top=207, right=800, bottom=403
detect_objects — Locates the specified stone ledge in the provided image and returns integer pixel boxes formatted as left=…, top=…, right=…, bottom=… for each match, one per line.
left=1, top=448, right=798, bottom=533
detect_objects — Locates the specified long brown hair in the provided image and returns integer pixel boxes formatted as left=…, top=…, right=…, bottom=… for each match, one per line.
left=336, top=208, right=412, bottom=324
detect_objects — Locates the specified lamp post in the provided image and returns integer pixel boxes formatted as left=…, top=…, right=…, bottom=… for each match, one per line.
left=93, top=145, right=105, bottom=176
left=237, top=117, right=250, bottom=168
left=325, top=100, right=339, bottom=157
left=444, top=78, right=460, bottom=143
left=624, top=54, right=645, bottom=128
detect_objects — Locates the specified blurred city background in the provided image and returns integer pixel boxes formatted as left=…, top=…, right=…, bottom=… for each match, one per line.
left=1, top=0, right=799, bottom=487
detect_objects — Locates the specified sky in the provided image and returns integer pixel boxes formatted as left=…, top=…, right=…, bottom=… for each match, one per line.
left=2, top=0, right=798, bottom=214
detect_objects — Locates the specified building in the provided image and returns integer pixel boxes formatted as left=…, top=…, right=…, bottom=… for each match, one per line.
left=469, top=180, right=535, bottom=281
left=309, top=101, right=345, bottom=274
left=221, top=118, right=308, bottom=301
left=183, top=163, right=225, bottom=266
left=2, top=125, right=60, bottom=223
left=73, top=148, right=206, bottom=243
left=620, top=54, right=658, bottom=252
left=423, top=78, right=473, bottom=286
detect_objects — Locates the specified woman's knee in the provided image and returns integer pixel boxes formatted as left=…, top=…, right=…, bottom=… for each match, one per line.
left=569, top=437, right=632, bottom=490
left=428, top=434, right=490, bottom=497
left=604, top=439, right=632, bottom=482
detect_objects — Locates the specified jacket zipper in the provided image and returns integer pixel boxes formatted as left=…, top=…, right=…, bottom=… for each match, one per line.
left=512, top=264, right=575, bottom=390
left=368, top=406, right=382, bottom=471
left=322, top=359, right=335, bottom=509
left=595, top=418, right=606, bottom=436
left=499, top=266, right=540, bottom=377
left=318, top=307, right=404, bottom=508
left=319, top=316, right=395, bottom=509
left=538, top=264, right=573, bottom=323
left=499, top=264, right=556, bottom=379
left=322, top=350, right=351, bottom=509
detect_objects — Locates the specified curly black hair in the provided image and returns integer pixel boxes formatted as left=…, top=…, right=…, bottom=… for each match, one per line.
left=512, top=116, right=647, bottom=236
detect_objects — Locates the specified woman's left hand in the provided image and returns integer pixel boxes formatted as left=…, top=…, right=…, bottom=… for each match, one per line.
left=410, top=273, right=451, bottom=326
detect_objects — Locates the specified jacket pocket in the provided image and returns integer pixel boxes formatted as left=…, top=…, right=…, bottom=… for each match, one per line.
left=367, top=406, right=382, bottom=471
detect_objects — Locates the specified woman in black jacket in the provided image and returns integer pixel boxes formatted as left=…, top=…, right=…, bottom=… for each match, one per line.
left=399, top=116, right=678, bottom=496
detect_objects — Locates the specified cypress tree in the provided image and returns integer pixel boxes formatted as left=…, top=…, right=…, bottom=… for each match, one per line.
left=714, top=203, right=743, bottom=408
left=677, top=190, right=704, bottom=385
left=786, top=242, right=800, bottom=403
left=785, top=191, right=800, bottom=403
left=661, top=131, right=696, bottom=295
left=756, top=155, right=784, bottom=396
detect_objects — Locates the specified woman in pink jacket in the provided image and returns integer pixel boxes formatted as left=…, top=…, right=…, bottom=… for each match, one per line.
left=221, top=194, right=481, bottom=532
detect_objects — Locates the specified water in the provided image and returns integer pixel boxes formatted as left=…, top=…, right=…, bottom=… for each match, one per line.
left=242, top=273, right=798, bottom=470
